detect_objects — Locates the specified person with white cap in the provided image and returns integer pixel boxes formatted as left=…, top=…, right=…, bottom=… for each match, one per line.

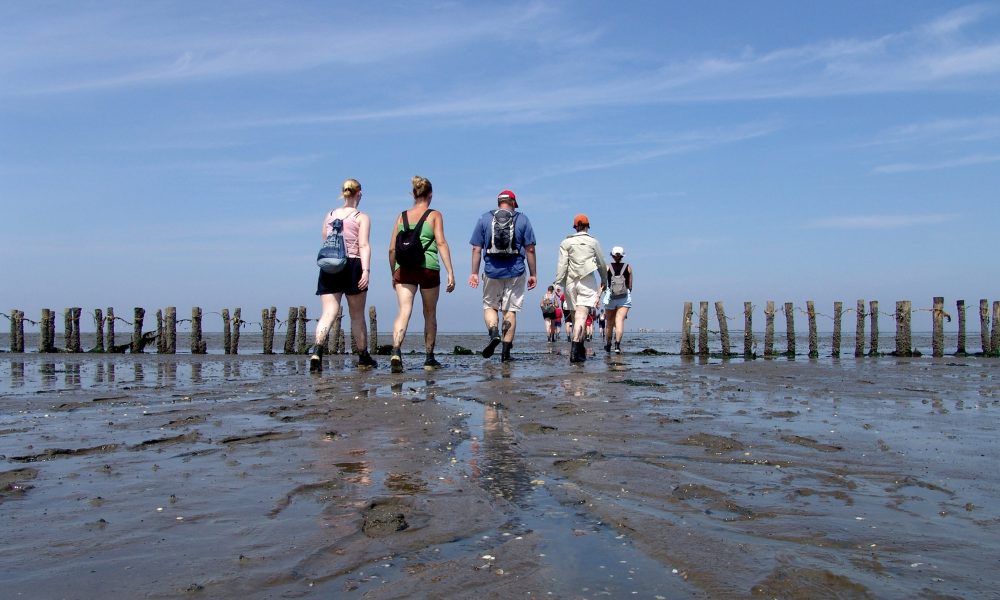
left=553, top=214, right=608, bottom=363
left=468, top=189, right=537, bottom=361
left=603, top=245, right=633, bottom=353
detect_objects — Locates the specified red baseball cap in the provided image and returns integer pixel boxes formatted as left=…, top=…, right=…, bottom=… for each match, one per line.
left=497, top=189, right=517, bottom=208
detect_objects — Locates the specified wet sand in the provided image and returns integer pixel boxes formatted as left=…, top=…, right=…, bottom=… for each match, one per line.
left=1, top=336, right=999, bottom=598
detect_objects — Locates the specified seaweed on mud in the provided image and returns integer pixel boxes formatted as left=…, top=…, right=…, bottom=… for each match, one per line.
left=221, top=431, right=299, bottom=445
left=616, top=379, right=665, bottom=388
left=10, top=444, right=120, bottom=462
left=780, top=435, right=843, bottom=452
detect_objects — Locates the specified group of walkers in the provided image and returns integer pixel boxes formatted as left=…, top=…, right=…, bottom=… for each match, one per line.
left=308, top=176, right=633, bottom=373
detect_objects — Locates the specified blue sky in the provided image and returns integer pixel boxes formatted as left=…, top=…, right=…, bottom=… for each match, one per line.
left=2, top=1, right=999, bottom=333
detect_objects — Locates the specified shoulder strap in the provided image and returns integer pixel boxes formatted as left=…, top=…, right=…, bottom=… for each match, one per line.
left=401, top=210, right=410, bottom=230
left=414, top=209, right=433, bottom=229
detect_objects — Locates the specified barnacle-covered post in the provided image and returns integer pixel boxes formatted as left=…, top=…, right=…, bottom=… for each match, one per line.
left=832, top=302, right=843, bottom=358
left=680, top=302, right=694, bottom=356
left=764, top=301, right=775, bottom=358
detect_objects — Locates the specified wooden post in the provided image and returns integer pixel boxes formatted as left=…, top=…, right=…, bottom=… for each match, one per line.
left=106, top=307, right=116, bottom=353
left=832, top=302, right=843, bottom=358
left=980, top=299, right=990, bottom=354
left=743, top=302, right=753, bottom=358
left=697, top=301, right=709, bottom=356
left=165, top=307, right=176, bottom=354
left=64, top=308, right=73, bottom=351
left=93, top=309, right=104, bottom=353
left=156, top=309, right=165, bottom=354
left=40, top=308, right=51, bottom=353
left=369, top=306, right=379, bottom=356
left=284, top=307, right=297, bottom=354
left=48, top=309, right=56, bottom=353
left=222, top=308, right=232, bottom=355
left=232, top=308, right=241, bottom=355
left=807, top=301, right=818, bottom=358
left=764, top=301, right=775, bottom=357
left=10, top=309, right=22, bottom=352
left=192, top=307, right=206, bottom=354
left=715, top=301, right=731, bottom=357
left=131, top=307, right=145, bottom=353
left=262, top=308, right=273, bottom=355
left=869, top=301, right=879, bottom=356
left=854, top=300, right=865, bottom=357
left=932, top=297, right=945, bottom=358
left=992, top=301, right=1000, bottom=357
left=297, top=306, right=308, bottom=354
left=680, top=302, right=694, bottom=356
left=955, top=300, right=967, bottom=355
left=329, top=311, right=341, bottom=354
left=784, top=302, right=795, bottom=357
left=15, top=310, right=25, bottom=353
left=895, top=301, right=912, bottom=357
left=336, top=326, right=346, bottom=354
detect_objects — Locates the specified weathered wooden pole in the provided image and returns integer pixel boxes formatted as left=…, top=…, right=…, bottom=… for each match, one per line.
left=40, top=308, right=52, bottom=353
left=191, top=307, right=206, bottom=354
left=131, top=307, right=145, bottom=353
left=369, top=306, right=379, bottom=356
left=231, top=308, right=241, bottom=355
left=15, top=310, right=25, bottom=353
left=697, top=301, right=709, bottom=356
left=854, top=300, right=865, bottom=357
left=806, top=301, right=818, bottom=358
left=743, top=302, right=753, bottom=358
left=932, top=297, right=945, bottom=358
left=222, top=308, right=232, bottom=355
left=165, top=307, right=176, bottom=354
left=955, top=300, right=967, bottom=356
left=868, top=301, right=879, bottom=356
left=156, top=309, right=165, bottom=354
left=262, top=308, right=274, bottom=355
left=764, top=301, right=775, bottom=357
left=831, top=302, right=843, bottom=358
left=106, top=307, right=116, bottom=352
left=784, top=302, right=795, bottom=357
left=48, top=309, right=56, bottom=352
left=894, top=301, right=912, bottom=357
left=92, top=309, right=104, bottom=352
left=296, top=306, right=308, bottom=354
left=980, top=299, right=990, bottom=354
left=284, top=307, right=298, bottom=354
left=992, top=302, right=1000, bottom=357
left=715, top=301, right=731, bottom=357
left=71, top=308, right=81, bottom=352
left=63, top=308, right=73, bottom=351
left=680, top=302, right=694, bottom=356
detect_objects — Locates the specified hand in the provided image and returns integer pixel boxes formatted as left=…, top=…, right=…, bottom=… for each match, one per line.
left=468, top=273, right=480, bottom=289
left=527, top=275, right=537, bottom=290
left=446, top=275, right=456, bottom=293
left=358, top=270, right=370, bottom=290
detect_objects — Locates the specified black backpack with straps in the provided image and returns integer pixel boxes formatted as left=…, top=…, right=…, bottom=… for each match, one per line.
left=395, top=209, right=434, bottom=268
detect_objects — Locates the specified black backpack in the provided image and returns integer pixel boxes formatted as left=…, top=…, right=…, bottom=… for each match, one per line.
left=486, top=209, right=518, bottom=255
left=395, top=209, right=434, bottom=268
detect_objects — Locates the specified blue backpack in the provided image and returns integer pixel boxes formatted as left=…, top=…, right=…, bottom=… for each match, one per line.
left=317, top=211, right=356, bottom=274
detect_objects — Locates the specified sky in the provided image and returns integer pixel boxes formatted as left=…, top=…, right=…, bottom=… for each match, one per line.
left=2, top=1, right=999, bottom=334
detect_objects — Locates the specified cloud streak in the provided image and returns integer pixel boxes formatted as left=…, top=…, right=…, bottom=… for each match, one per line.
left=872, top=154, right=1000, bottom=173
left=807, top=214, right=961, bottom=229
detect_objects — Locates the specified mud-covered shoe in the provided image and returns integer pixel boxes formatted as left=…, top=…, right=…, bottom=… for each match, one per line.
left=614, top=342, right=622, bottom=354
left=357, top=351, right=378, bottom=369
left=423, top=355, right=442, bottom=370
left=390, top=352, right=403, bottom=374
left=482, top=326, right=501, bottom=358
left=308, top=345, right=323, bottom=373
left=604, top=341, right=612, bottom=353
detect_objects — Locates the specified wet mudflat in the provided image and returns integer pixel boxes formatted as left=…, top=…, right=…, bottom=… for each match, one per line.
left=1, top=339, right=999, bottom=599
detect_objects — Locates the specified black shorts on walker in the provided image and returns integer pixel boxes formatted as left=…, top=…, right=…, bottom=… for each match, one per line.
left=316, top=257, right=365, bottom=295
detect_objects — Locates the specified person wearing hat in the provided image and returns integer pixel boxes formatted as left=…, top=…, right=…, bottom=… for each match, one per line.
left=468, top=189, right=537, bottom=361
left=603, top=245, right=633, bottom=354
left=553, top=214, right=608, bottom=363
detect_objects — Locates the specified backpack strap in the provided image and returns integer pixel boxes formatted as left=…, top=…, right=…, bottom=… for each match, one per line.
left=415, top=209, right=435, bottom=251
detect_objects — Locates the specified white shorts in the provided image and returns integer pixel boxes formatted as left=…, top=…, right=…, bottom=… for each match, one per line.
left=565, top=273, right=600, bottom=312
left=482, top=273, right=527, bottom=312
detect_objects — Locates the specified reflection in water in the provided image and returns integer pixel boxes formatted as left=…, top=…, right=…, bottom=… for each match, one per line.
left=11, top=361, right=24, bottom=387
left=66, top=362, right=81, bottom=387
left=334, top=461, right=373, bottom=485
left=40, top=362, right=56, bottom=388
left=95, top=361, right=105, bottom=385
left=471, top=404, right=533, bottom=506
left=134, top=362, right=144, bottom=382
left=191, top=362, right=202, bottom=384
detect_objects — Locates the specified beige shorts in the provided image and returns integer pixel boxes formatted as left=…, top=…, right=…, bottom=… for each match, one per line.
left=482, top=273, right=527, bottom=312
left=564, top=273, right=600, bottom=312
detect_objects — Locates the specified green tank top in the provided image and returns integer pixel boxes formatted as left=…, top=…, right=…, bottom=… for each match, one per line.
left=396, top=216, right=439, bottom=271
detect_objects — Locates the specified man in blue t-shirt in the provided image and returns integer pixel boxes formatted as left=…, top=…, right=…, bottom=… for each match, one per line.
left=468, top=189, right=537, bottom=361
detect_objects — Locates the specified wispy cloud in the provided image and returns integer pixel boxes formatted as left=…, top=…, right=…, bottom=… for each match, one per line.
left=872, top=153, right=1000, bottom=173
left=807, top=214, right=961, bottom=229
left=870, top=115, right=1000, bottom=145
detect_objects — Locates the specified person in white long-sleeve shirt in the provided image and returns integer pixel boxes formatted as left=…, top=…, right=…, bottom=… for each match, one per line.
left=553, top=214, right=608, bottom=363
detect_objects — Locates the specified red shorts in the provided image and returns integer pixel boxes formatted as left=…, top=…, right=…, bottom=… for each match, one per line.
left=393, top=267, right=440, bottom=289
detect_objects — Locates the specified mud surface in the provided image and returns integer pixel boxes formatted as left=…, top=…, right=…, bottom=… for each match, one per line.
left=1, top=334, right=999, bottom=598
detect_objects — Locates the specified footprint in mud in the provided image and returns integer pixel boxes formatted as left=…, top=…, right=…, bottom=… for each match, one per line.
left=553, top=450, right=606, bottom=474
left=680, top=433, right=746, bottom=453
left=780, top=435, right=843, bottom=453
left=518, top=423, right=558, bottom=434
left=751, top=565, right=874, bottom=599
left=0, top=467, right=39, bottom=502
left=362, top=500, right=410, bottom=538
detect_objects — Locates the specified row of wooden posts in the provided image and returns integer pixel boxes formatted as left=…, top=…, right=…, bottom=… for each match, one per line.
left=681, top=298, right=1000, bottom=358
left=4, top=306, right=381, bottom=356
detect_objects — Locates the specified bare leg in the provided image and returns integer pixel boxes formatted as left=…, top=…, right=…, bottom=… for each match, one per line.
left=345, top=291, right=368, bottom=352
left=572, top=306, right=589, bottom=343
left=605, top=308, right=618, bottom=347
left=483, top=308, right=500, bottom=331
left=393, top=284, right=417, bottom=349
left=315, top=293, right=343, bottom=346
left=420, top=285, right=441, bottom=353
left=614, top=307, right=630, bottom=345
left=502, top=312, right=517, bottom=342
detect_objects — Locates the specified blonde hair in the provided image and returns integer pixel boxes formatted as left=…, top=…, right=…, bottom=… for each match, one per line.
left=411, top=175, right=432, bottom=200
left=341, top=178, right=361, bottom=199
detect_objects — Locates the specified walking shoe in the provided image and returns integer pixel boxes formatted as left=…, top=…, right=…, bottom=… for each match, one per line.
left=604, top=342, right=612, bottom=353
left=423, top=355, right=442, bottom=370
left=569, top=341, right=586, bottom=364
left=482, top=326, right=501, bottom=358
left=614, top=342, right=622, bottom=354
left=500, top=342, right=513, bottom=362
left=308, top=345, right=323, bottom=373
left=357, top=351, right=378, bottom=369
left=390, top=350, right=403, bottom=373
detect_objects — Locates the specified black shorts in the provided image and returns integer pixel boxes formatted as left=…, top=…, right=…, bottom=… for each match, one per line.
left=542, top=310, right=556, bottom=319
left=393, top=267, right=440, bottom=289
left=316, top=257, right=366, bottom=296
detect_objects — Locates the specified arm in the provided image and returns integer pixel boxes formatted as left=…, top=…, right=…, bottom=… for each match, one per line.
left=357, top=213, right=371, bottom=290
left=432, top=212, right=456, bottom=293
left=525, top=244, right=537, bottom=290
left=388, top=213, right=402, bottom=286
left=469, top=245, right=483, bottom=289
left=626, top=264, right=633, bottom=291
left=553, top=242, right=568, bottom=288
